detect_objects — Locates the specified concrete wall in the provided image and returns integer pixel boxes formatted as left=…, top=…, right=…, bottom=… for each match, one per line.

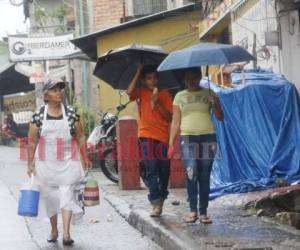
left=231, top=0, right=300, bottom=90
left=279, top=9, right=300, bottom=90
left=231, top=0, right=281, bottom=72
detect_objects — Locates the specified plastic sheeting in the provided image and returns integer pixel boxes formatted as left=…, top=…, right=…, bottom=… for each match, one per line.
left=202, top=69, right=300, bottom=199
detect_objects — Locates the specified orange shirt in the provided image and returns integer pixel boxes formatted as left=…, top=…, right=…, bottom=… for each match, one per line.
left=130, top=87, right=173, bottom=143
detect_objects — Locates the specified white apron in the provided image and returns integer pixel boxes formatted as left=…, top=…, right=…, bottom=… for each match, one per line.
left=35, top=104, right=85, bottom=218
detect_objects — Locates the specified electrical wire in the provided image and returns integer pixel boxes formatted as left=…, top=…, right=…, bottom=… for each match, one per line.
left=233, top=21, right=265, bottom=47
left=159, top=29, right=198, bottom=46
left=237, top=13, right=290, bottom=22
left=173, top=35, right=197, bottom=50
left=233, top=20, right=277, bottom=63
left=232, top=0, right=290, bottom=22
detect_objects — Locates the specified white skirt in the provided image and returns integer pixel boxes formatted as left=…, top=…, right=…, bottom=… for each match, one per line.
left=37, top=181, right=85, bottom=219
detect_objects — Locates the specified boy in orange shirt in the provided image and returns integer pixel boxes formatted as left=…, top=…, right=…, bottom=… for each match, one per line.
left=127, top=65, right=173, bottom=217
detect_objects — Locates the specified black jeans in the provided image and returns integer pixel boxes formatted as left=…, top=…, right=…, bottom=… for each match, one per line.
left=139, top=138, right=170, bottom=204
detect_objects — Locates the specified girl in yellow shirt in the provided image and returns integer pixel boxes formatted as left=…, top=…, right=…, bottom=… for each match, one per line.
left=169, top=68, right=224, bottom=224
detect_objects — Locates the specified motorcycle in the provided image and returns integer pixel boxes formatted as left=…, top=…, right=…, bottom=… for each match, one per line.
left=87, top=91, right=147, bottom=185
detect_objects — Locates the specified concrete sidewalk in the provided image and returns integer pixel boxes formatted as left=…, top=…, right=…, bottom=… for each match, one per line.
left=0, top=180, right=39, bottom=250
left=95, top=173, right=300, bottom=250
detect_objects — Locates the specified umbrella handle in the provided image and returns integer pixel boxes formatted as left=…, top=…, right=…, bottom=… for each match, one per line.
left=206, top=66, right=212, bottom=95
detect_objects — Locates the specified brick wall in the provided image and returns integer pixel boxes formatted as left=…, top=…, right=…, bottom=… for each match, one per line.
left=93, top=0, right=124, bottom=30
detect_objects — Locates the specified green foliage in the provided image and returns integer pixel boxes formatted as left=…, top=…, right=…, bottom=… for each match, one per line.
left=34, top=8, right=48, bottom=32
left=52, top=4, right=67, bottom=32
left=53, top=4, right=66, bottom=23
left=34, top=3, right=67, bottom=32
left=74, top=101, right=96, bottom=137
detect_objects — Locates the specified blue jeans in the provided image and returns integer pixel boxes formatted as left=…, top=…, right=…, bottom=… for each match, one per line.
left=139, top=138, right=170, bottom=204
left=180, top=134, right=217, bottom=215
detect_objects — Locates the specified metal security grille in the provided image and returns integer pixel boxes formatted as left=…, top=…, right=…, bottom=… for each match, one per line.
left=132, top=0, right=168, bottom=16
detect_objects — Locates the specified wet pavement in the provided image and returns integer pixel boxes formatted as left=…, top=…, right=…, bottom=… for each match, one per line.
left=2, top=145, right=300, bottom=250
left=0, top=180, right=38, bottom=250
left=99, top=177, right=300, bottom=249
left=0, top=146, right=161, bottom=250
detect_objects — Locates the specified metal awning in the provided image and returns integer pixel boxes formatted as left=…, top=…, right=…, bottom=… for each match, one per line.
left=199, top=9, right=231, bottom=40
left=199, top=0, right=251, bottom=41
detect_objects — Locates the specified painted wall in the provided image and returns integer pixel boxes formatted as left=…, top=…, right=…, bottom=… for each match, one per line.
left=231, top=0, right=281, bottom=72
left=280, top=10, right=300, bottom=90
left=96, top=10, right=200, bottom=117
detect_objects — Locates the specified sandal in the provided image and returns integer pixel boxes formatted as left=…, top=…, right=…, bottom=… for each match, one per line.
left=184, top=213, right=198, bottom=223
left=200, top=215, right=212, bottom=224
left=47, top=233, right=58, bottom=243
left=63, top=238, right=74, bottom=246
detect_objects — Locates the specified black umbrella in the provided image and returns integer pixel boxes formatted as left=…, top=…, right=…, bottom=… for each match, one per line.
left=93, top=44, right=181, bottom=90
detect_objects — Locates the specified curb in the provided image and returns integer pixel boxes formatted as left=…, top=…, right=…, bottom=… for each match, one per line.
left=104, top=192, right=193, bottom=250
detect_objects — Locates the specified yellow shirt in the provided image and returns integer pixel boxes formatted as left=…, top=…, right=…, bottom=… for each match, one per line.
left=173, top=89, right=215, bottom=135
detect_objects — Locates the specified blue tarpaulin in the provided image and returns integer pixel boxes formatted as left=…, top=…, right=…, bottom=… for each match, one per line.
left=202, top=69, right=300, bottom=199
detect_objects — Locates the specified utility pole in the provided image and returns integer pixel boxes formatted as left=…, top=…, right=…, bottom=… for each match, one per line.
left=78, top=0, right=90, bottom=107
left=77, top=0, right=91, bottom=135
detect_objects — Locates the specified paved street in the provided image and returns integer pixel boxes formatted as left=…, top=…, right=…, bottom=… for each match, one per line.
left=0, top=146, right=161, bottom=250
left=0, top=180, right=38, bottom=250
left=2, top=145, right=300, bottom=250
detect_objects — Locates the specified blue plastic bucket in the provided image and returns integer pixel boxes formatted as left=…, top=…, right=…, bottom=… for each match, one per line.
left=18, top=189, right=40, bottom=217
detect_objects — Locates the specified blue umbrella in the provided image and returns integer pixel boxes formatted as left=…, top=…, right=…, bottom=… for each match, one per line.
left=157, top=42, right=256, bottom=93
left=157, top=43, right=256, bottom=71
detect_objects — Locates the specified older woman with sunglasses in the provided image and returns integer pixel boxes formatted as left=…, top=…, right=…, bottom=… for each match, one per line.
left=27, top=79, right=91, bottom=246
